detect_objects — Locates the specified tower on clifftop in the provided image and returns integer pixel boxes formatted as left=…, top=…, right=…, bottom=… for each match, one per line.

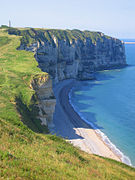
left=9, top=20, right=11, bottom=27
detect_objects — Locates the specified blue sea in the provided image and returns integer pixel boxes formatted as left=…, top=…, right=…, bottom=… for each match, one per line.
left=70, top=41, right=135, bottom=166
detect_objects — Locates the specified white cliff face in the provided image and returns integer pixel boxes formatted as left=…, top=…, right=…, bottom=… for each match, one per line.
left=33, top=34, right=126, bottom=83
left=8, top=28, right=127, bottom=83
left=31, top=74, right=56, bottom=126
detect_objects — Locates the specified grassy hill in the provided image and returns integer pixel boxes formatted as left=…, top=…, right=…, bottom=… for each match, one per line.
left=0, top=28, right=135, bottom=179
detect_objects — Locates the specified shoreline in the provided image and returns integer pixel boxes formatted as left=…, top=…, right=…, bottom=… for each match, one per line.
left=124, top=42, right=135, bottom=44
left=69, top=84, right=132, bottom=166
left=51, top=79, right=130, bottom=165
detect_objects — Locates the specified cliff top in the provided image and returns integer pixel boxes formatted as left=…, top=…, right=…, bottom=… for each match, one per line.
left=7, top=27, right=115, bottom=48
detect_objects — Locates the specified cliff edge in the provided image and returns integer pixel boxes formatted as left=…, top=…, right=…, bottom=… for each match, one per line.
left=31, top=74, right=56, bottom=126
left=8, top=28, right=127, bottom=83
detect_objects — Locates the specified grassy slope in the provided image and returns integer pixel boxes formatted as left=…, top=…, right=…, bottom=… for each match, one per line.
left=0, top=28, right=135, bottom=180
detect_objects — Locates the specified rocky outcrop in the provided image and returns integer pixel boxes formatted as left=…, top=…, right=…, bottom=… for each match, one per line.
left=35, top=36, right=126, bottom=83
left=31, top=74, right=56, bottom=126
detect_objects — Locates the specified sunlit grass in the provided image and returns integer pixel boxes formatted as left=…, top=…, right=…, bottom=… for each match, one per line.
left=0, top=29, right=47, bottom=133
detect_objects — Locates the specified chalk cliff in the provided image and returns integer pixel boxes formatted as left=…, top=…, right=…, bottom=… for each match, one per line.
left=8, top=28, right=127, bottom=83
left=8, top=28, right=126, bottom=126
left=31, top=74, right=56, bottom=126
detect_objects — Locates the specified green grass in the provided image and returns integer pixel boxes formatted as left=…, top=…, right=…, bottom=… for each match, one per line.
left=0, top=29, right=48, bottom=133
left=0, top=28, right=135, bottom=179
left=0, top=36, right=11, bottom=47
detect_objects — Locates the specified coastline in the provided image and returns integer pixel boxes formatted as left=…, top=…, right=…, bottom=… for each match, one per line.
left=124, top=42, right=135, bottom=44
left=51, top=79, right=130, bottom=165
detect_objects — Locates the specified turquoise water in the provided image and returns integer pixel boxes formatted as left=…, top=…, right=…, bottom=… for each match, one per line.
left=70, top=43, right=135, bottom=166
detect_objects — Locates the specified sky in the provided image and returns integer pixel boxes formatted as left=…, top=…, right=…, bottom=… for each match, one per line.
left=0, top=0, right=135, bottom=38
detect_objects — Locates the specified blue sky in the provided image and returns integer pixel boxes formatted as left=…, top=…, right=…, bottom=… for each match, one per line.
left=0, top=0, right=135, bottom=38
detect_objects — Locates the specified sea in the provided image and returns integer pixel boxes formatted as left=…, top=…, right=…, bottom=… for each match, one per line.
left=69, top=40, right=135, bottom=166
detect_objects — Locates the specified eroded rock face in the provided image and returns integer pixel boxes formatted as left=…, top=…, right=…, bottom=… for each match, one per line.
left=9, top=28, right=126, bottom=83
left=33, top=35, right=126, bottom=83
left=31, top=74, right=56, bottom=126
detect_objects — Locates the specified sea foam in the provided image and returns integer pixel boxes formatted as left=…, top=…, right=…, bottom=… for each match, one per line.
left=69, top=87, right=132, bottom=166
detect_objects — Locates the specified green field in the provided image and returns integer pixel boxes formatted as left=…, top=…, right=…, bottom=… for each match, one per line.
left=0, top=28, right=135, bottom=179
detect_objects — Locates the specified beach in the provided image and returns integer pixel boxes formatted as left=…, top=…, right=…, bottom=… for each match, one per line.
left=50, top=79, right=121, bottom=162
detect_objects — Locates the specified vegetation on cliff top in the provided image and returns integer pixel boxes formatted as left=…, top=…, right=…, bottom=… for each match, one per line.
left=0, top=28, right=135, bottom=179
left=7, top=27, right=112, bottom=48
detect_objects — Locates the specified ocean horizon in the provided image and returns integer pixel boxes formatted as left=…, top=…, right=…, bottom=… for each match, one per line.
left=70, top=40, right=135, bottom=166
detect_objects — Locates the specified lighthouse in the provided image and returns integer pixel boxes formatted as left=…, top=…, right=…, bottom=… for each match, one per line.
left=9, top=20, right=11, bottom=27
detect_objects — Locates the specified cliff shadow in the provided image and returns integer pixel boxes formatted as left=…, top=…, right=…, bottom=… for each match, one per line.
left=15, top=97, right=49, bottom=134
